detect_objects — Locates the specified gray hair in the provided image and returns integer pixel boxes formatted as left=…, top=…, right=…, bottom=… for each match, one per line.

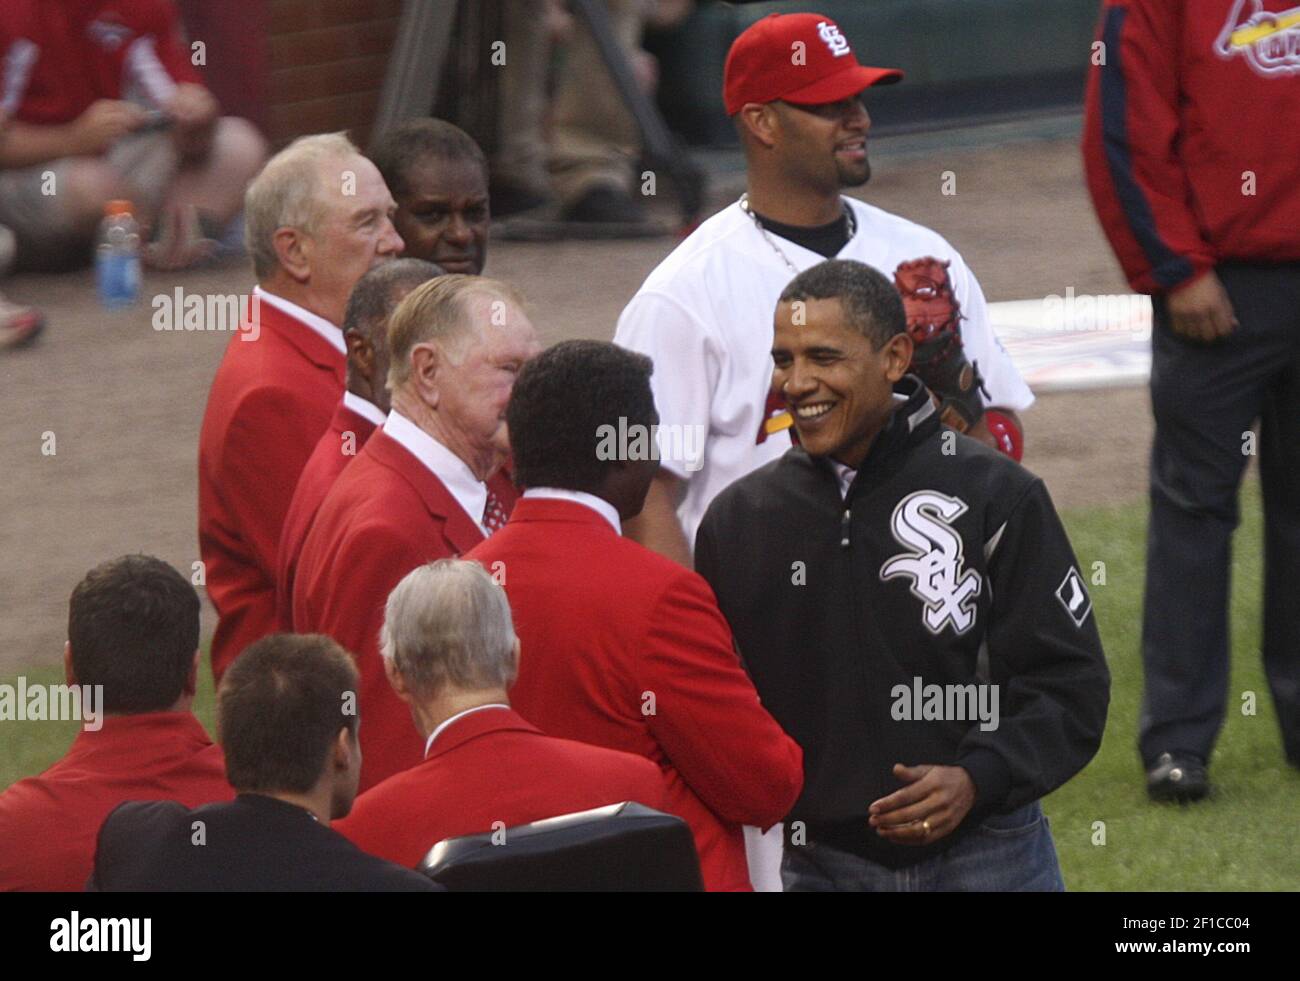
left=244, top=132, right=360, bottom=280
left=385, top=273, right=525, bottom=391
left=380, top=559, right=517, bottom=697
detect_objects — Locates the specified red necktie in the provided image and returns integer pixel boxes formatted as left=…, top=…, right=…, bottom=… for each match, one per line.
left=482, top=489, right=509, bottom=533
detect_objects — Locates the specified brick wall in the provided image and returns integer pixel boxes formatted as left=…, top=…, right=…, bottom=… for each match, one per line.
left=265, top=0, right=403, bottom=147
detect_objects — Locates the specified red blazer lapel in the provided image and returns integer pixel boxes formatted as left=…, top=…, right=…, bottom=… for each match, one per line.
left=252, top=297, right=346, bottom=383
left=366, top=431, right=486, bottom=555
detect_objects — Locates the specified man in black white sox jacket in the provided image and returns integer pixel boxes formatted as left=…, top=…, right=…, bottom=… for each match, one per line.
left=695, top=259, right=1110, bottom=891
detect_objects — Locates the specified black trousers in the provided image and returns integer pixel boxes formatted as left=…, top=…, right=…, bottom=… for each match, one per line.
left=1140, top=262, right=1300, bottom=766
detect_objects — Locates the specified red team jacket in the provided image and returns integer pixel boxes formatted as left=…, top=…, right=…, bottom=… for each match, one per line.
left=293, top=428, right=518, bottom=792
left=0, top=0, right=201, bottom=125
left=1082, top=0, right=1300, bottom=294
left=0, top=713, right=232, bottom=891
left=198, top=299, right=345, bottom=681
left=274, top=400, right=381, bottom=630
left=336, top=706, right=671, bottom=869
left=467, top=497, right=804, bottom=892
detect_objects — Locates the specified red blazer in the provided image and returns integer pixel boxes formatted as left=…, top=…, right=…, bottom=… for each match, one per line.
left=0, top=713, right=233, bottom=891
left=274, top=400, right=380, bottom=630
left=198, top=298, right=345, bottom=681
left=467, top=498, right=803, bottom=891
left=335, top=706, right=670, bottom=869
left=293, top=428, right=517, bottom=791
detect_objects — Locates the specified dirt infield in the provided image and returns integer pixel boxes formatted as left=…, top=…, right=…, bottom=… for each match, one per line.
left=0, top=123, right=1150, bottom=673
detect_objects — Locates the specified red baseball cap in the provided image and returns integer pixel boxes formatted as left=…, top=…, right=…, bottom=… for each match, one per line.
left=723, top=13, right=903, bottom=116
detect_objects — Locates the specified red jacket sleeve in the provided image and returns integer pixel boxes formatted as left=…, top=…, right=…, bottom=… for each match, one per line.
left=139, top=0, right=204, bottom=88
left=1082, top=0, right=1213, bottom=294
left=638, top=571, right=803, bottom=830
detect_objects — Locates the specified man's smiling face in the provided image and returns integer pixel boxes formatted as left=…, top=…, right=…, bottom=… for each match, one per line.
left=771, top=295, right=912, bottom=468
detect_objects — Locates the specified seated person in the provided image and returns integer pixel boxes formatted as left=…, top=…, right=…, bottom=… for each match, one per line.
left=0, top=0, right=266, bottom=270
left=370, top=119, right=489, bottom=275
left=0, top=554, right=233, bottom=891
left=335, top=559, right=670, bottom=868
left=88, top=633, right=438, bottom=892
left=0, top=220, right=42, bottom=350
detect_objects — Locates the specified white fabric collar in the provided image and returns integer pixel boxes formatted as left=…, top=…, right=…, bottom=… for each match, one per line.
left=383, top=410, right=488, bottom=533
left=522, top=487, right=621, bottom=535
left=341, top=390, right=386, bottom=428
left=424, top=703, right=511, bottom=757
left=253, top=285, right=346, bottom=356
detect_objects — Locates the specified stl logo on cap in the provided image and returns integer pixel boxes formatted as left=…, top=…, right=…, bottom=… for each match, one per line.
left=723, top=12, right=903, bottom=116
left=817, top=20, right=851, bottom=58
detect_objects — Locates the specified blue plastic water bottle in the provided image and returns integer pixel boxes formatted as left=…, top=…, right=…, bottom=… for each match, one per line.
left=96, top=199, right=141, bottom=310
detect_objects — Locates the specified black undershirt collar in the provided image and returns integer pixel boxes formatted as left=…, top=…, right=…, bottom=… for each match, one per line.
left=751, top=207, right=852, bottom=259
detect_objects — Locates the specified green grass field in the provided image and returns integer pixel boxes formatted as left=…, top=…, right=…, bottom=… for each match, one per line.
left=3, top=481, right=1296, bottom=890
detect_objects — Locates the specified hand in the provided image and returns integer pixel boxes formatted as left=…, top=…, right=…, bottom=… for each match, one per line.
left=1165, top=271, right=1238, bottom=343
left=167, top=83, right=219, bottom=130
left=867, top=763, right=976, bottom=845
left=167, top=84, right=218, bottom=159
left=72, top=99, right=147, bottom=155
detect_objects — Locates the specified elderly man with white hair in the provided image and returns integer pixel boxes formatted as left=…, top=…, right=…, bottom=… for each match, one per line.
left=199, top=132, right=404, bottom=681
left=293, top=274, right=540, bottom=790
left=335, top=559, right=669, bottom=868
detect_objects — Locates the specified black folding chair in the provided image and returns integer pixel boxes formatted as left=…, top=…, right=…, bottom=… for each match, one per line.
left=418, top=801, right=704, bottom=891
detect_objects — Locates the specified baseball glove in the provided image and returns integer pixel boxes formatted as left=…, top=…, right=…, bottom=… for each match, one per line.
left=893, top=257, right=986, bottom=433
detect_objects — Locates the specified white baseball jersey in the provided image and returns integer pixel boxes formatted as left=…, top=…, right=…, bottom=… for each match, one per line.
left=614, top=196, right=1034, bottom=551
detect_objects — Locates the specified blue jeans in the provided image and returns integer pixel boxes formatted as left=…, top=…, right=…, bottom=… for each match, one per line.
left=782, top=802, right=1065, bottom=892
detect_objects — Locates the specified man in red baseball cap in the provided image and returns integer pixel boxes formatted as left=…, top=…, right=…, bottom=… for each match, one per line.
left=613, top=11, right=1035, bottom=888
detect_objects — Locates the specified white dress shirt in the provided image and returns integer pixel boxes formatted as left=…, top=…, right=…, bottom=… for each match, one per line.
left=522, top=487, right=621, bottom=534
left=424, top=703, right=511, bottom=758
left=383, top=410, right=489, bottom=534
left=253, top=285, right=346, bottom=356
left=342, top=390, right=386, bottom=428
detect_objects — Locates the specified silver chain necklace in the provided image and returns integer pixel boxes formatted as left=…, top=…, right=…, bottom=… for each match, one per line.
left=738, top=193, right=858, bottom=274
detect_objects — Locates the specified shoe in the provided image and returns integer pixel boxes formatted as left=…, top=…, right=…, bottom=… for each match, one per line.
left=1146, top=752, right=1211, bottom=803
left=489, top=181, right=553, bottom=218
left=0, top=293, right=46, bottom=351
left=560, top=185, right=648, bottom=225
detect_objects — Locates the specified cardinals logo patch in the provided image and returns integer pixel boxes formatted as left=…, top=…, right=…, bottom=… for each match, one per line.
left=1215, top=0, right=1300, bottom=77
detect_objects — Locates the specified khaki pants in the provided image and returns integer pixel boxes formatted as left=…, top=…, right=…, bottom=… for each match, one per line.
left=494, top=0, right=646, bottom=204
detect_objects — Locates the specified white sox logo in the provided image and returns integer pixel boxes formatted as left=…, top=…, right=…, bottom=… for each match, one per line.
left=880, top=491, right=981, bottom=635
left=1215, top=0, right=1300, bottom=76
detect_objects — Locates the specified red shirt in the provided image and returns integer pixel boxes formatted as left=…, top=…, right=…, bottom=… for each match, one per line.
left=0, top=0, right=202, bottom=125
left=198, top=294, right=346, bottom=681
left=1083, top=0, right=1300, bottom=294
left=336, top=706, right=671, bottom=869
left=467, top=498, right=804, bottom=892
left=0, top=712, right=232, bottom=892
left=274, top=398, right=382, bottom=631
